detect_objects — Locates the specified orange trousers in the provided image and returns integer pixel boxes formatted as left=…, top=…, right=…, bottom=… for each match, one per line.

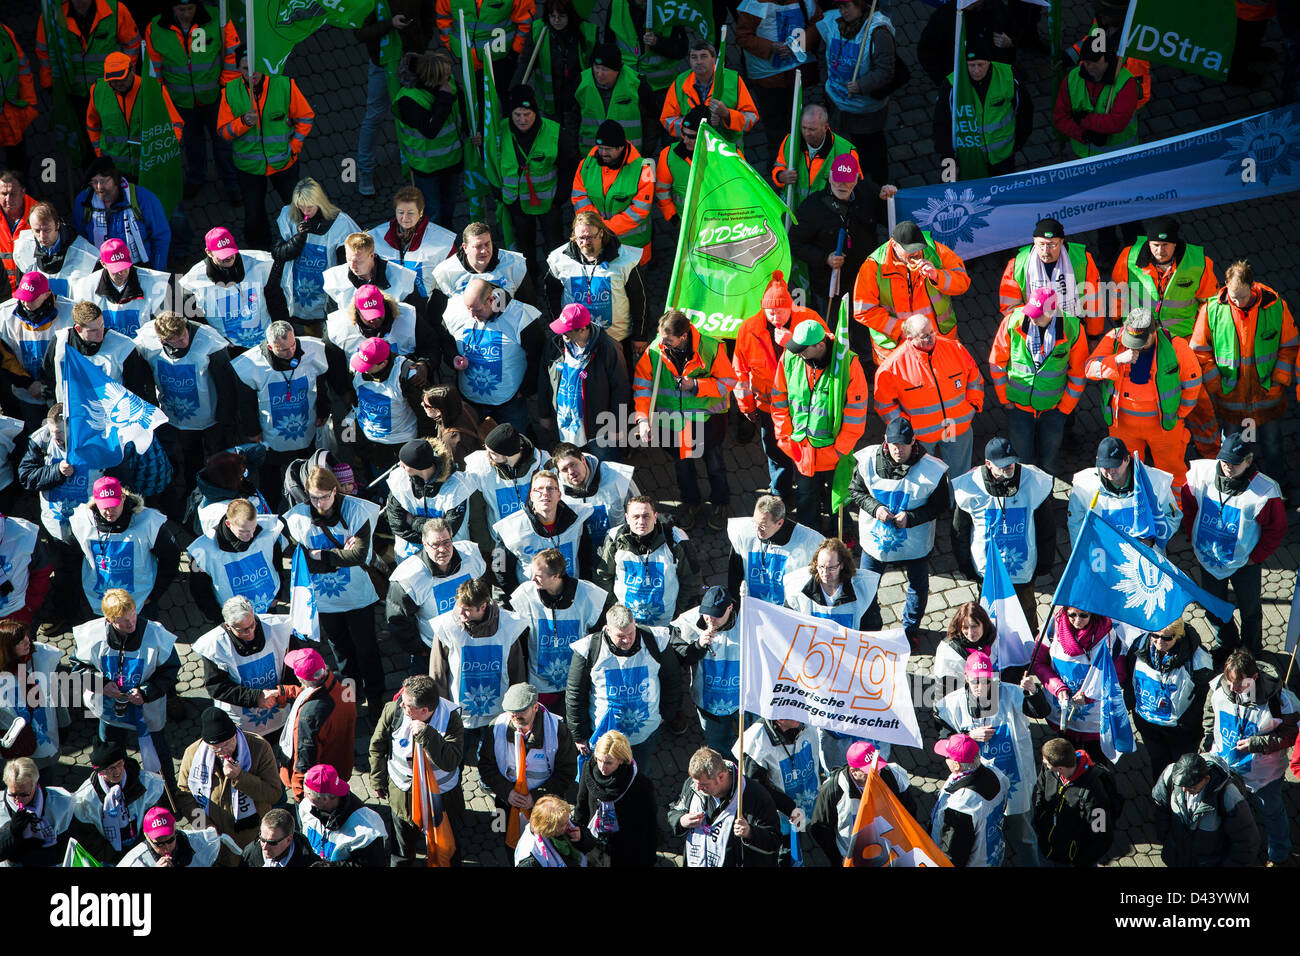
left=1109, top=418, right=1190, bottom=491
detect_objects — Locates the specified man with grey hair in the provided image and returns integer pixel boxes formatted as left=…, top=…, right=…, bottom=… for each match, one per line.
left=1084, top=305, right=1203, bottom=491
left=667, top=745, right=780, bottom=867
left=726, top=495, right=823, bottom=606
left=771, top=103, right=860, bottom=212
left=386, top=517, right=488, bottom=655
left=193, top=595, right=298, bottom=738
left=0, top=757, right=75, bottom=866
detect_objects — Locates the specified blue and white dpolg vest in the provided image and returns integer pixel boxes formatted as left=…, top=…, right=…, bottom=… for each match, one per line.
left=559, top=456, right=636, bottom=545
left=611, top=531, right=685, bottom=627
left=431, top=248, right=529, bottom=298
left=545, top=242, right=642, bottom=341
left=1206, top=674, right=1300, bottom=792
left=739, top=720, right=822, bottom=819
left=0, top=416, right=19, bottom=493
left=853, top=445, right=948, bottom=563
left=1131, top=637, right=1214, bottom=729
left=1067, top=464, right=1179, bottom=552
left=326, top=301, right=418, bottom=361
left=117, top=825, right=222, bottom=867
left=930, top=762, right=1011, bottom=868
left=0, top=516, right=39, bottom=618
left=322, top=259, right=417, bottom=312
left=491, top=706, right=562, bottom=790
left=283, top=496, right=381, bottom=613
left=1042, top=629, right=1123, bottom=736
left=297, top=800, right=386, bottom=863
left=952, top=465, right=1054, bottom=585
left=179, top=251, right=275, bottom=348
left=0, top=296, right=73, bottom=405
left=738, top=0, right=815, bottom=80
left=232, top=337, right=330, bottom=452
left=782, top=567, right=881, bottom=630
left=185, top=516, right=283, bottom=613
left=71, top=266, right=170, bottom=337
left=936, top=683, right=1035, bottom=816
left=387, top=467, right=474, bottom=560
left=464, top=448, right=544, bottom=538
left=390, top=542, right=487, bottom=647
left=13, top=232, right=99, bottom=299
left=388, top=699, right=461, bottom=794
left=511, top=578, right=609, bottom=693
left=726, top=517, right=823, bottom=605
left=51, top=327, right=137, bottom=400
left=196, top=495, right=275, bottom=536
left=571, top=628, right=671, bottom=746
left=134, top=322, right=228, bottom=429
left=815, top=8, right=894, bottom=114
left=191, top=615, right=294, bottom=734
left=0, top=642, right=63, bottom=761
left=352, top=356, right=420, bottom=444
left=275, top=207, right=361, bottom=320
left=495, top=502, right=593, bottom=586
left=369, top=220, right=456, bottom=300
left=72, top=766, right=165, bottom=849
left=28, top=423, right=101, bottom=542
left=69, top=503, right=167, bottom=608
left=73, top=618, right=178, bottom=733
left=442, top=298, right=540, bottom=407
left=1186, top=459, right=1281, bottom=580
left=671, top=608, right=742, bottom=718
left=433, top=607, right=528, bottom=729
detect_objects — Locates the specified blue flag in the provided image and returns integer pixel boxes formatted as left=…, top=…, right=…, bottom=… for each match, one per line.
left=289, top=546, right=320, bottom=641
left=1127, top=458, right=1160, bottom=542
left=1054, top=511, right=1234, bottom=632
left=62, top=347, right=168, bottom=468
left=1081, top=636, right=1137, bottom=762
left=980, top=533, right=1035, bottom=668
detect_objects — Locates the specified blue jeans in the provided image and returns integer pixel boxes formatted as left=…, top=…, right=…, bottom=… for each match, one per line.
left=758, top=410, right=795, bottom=499
left=472, top=394, right=531, bottom=436
left=859, top=554, right=929, bottom=634
left=179, top=100, right=237, bottom=189
left=673, top=412, right=730, bottom=509
left=412, top=167, right=463, bottom=231
left=1006, top=407, right=1068, bottom=477
left=631, top=729, right=660, bottom=770
left=357, top=62, right=390, bottom=175
left=1252, top=776, right=1292, bottom=863
left=699, top=709, right=741, bottom=755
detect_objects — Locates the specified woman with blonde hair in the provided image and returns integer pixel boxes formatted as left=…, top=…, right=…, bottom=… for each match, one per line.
left=1123, top=615, right=1215, bottom=781
left=513, top=794, right=596, bottom=867
left=273, top=178, right=360, bottom=329
left=575, top=729, right=658, bottom=867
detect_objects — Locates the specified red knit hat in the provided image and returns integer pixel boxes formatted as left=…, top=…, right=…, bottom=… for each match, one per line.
left=761, top=271, right=793, bottom=310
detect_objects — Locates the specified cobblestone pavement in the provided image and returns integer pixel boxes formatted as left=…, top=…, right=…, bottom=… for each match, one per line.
left=8, top=2, right=1300, bottom=866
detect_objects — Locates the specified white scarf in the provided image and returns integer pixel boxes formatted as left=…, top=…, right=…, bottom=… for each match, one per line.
left=89, top=182, right=150, bottom=266
left=279, top=683, right=320, bottom=761
left=1025, top=250, right=1080, bottom=322
left=100, top=777, right=127, bottom=852
left=188, top=731, right=257, bottom=824
left=5, top=787, right=54, bottom=846
left=388, top=712, right=415, bottom=791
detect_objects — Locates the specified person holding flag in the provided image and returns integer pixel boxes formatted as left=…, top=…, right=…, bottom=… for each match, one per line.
left=934, top=36, right=1032, bottom=181
left=1067, top=436, right=1180, bottom=551
left=667, top=746, right=780, bottom=867
left=670, top=585, right=743, bottom=754
left=571, top=120, right=655, bottom=268
left=771, top=104, right=859, bottom=218
left=45, top=300, right=155, bottom=413
left=1052, top=29, right=1139, bottom=160
left=737, top=716, right=822, bottom=868
left=653, top=106, right=706, bottom=224
left=660, top=39, right=759, bottom=148
left=435, top=0, right=533, bottom=76
left=809, top=739, right=916, bottom=865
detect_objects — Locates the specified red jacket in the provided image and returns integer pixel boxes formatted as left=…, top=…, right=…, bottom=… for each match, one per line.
left=1180, top=477, right=1287, bottom=565
left=731, top=306, right=826, bottom=414
left=279, top=672, right=357, bottom=802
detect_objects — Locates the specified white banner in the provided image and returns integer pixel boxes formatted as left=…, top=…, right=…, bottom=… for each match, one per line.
left=738, top=597, right=921, bottom=749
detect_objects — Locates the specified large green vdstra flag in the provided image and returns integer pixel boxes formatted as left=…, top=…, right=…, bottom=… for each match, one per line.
left=248, top=0, right=373, bottom=75
left=666, top=123, right=793, bottom=340
left=1124, top=0, right=1235, bottom=80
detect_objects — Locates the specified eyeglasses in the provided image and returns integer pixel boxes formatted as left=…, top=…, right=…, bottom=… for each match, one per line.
left=308, top=492, right=335, bottom=504
left=427, top=538, right=453, bottom=549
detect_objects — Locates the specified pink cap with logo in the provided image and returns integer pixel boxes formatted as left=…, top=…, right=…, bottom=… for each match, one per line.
left=100, top=238, right=132, bottom=271
left=205, top=226, right=239, bottom=255
left=143, top=806, right=175, bottom=838
left=304, top=764, right=350, bottom=796
left=1023, top=286, right=1059, bottom=320
left=14, top=271, right=49, bottom=303
left=349, top=336, right=391, bottom=373
left=284, top=648, right=327, bottom=680
left=549, top=302, right=592, bottom=334
left=830, top=153, right=860, bottom=183
left=92, top=476, right=124, bottom=507
left=964, top=650, right=997, bottom=681
left=933, top=733, right=981, bottom=764
left=846, top=740, right=879, bottom=769
left=354, top=284, right=385, bottom=321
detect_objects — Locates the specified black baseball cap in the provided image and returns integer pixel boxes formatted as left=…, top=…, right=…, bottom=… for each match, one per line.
left=985, top=437, right=1019, bottom=468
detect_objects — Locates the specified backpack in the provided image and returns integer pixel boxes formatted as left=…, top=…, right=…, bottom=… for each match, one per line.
left=1091, top=762, right=1126, bottom=828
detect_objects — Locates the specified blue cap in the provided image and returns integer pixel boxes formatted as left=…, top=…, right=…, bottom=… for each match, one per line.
left=985, top=437, right=1019, bottom=468
left=700, top=586, right=733, bottom=617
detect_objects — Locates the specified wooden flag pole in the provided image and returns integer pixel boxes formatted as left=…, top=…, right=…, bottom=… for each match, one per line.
left=851, top=0, right=879, bottom=82
left=521, top=25, right=549, bottom=86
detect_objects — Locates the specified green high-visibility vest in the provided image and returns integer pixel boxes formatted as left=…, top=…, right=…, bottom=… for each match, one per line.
left=664, top=144, right=691, bottom=210
left=673, top=67, right=741, bottom=146
left=1066, top=66, right=1139, bottom=159
left=607, top=1, right=680, bottom=90
left=646, top=332, right=724, bottom=420
left=501, top=118, right=559, bottom=212
left=783, top=132, right=856, bottom=212
left=52, top=0, right=125, bottom=97
left=867, top=232, right=956, bottom=353
left=579, top=153, right=651, bottom=250
left=1125, top=239, right=1207, bottom=338
left=1012, top=243, right=1089, bottom=318
left=1100, top=331, right=1185, bottom=431
left=0, top=28, right=30, bottom=109
left=92, top=76, right=174, bottom=181
left=1204, top=294, right=1286, bottom=394
left=575, top=67, right=642, bottom=152
left=222, top=76, right=296, bottom=173
left=148, top=7, right=224, bottom=109
left=528, top=17, right=596, bottom=115
left=1005, top=311, right=1082, bottom=411
left=947, top=61, right=1015, bottom=178
left=782, top=348, right=851, bottom=446
left=394, top=86, right=464, bottom=174
left=448, top=0, right=516, bottom=63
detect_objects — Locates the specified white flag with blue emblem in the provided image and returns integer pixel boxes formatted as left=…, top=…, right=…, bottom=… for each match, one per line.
left=980, top=534, right=1034, bottom=668
left=63, top=346, right=168, bottom=468
left=289, top=545, right=319, bottom=641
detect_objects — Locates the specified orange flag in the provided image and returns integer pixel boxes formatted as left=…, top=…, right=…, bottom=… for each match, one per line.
left=411, top=746, right=456, bottom=868
left=843, top=768, right=951, bottom=868
left=504, top=729, right=530, bottom=848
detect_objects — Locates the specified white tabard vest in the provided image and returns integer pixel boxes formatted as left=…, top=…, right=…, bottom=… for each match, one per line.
left=726, top=517, right=823, bottom=605
left=854, top=445, right=949, bottom=562
left=1131, top=637, right=1214, bottom=728
left=51, top=327, right=138, bottom=400
left=0, top=416, right=18, bottom=492
left=512, top=579, right=608, bottom=693
left=179, top=251, right=275, bottom=348
left=119, top=827, right=222, bottom=867
left=1067, top=464, right=1179, bottom=552
left=929, top=761, right=1011, bottom=868
left=134, top=321, right=228, bottom=429
left=28, top=423, right=102, bottom=542
left=495, top=502, right=593, bottom=586
left=0, top=296, right=73, bottom=405
left=737, top=0, right=816, bottom=80
left=0, top=787, right=72, bottom=867
left=937, top=683, right=1035, bottom=816
left=611, top=531, right=686, bottom=627
left=388, top=698, right=461, bottom=794
left=671, top=608, right=742, bottom=717
left=571, top=628, right=669, bottom=746
left=232, top=337, right=330, bottom=452
left=368, top=219, right=456, bottom=300
left=72, top=266, right=170, bottom=337
left=491, top=706, right=562, bottom=790
left=464, top=448, right=543, bottom=536
left=1205, top=674, right=1300, bottom=791
left=0, top=516, right=38, bottom=617
left=0, top=642, right=63, bottom=760
left=545, top=242, right=642, bottom=341
left=69, top=503, right=167, bottom=608
left=326, top=301, right=418, bottom=363
left=681, top=772, right=739, bottom=867
left=559, top=456, right=637, bottom=545
left=352, top=356, right=420, bottom=444
left=390, top=543, right=487, bottom=647
left=72, top=768, right=166, bottom=848
left=323, top=258, right=417, bottom=312
left=739, top=721, right=822, bottom=819
left=952, top=465, right=1054, bottom=584
left=443, top=298, right=540, bottom=407
left=185, top=515, right=284, bottom=612
left=830, top=764, right=911, bottom=859
left=13, top=232, right=99, bottom=298
left=1042, top=629, right=1123, bottom=736
left=432, top=248, right=529, bottom=297
left=782, top=567, right=881, bottom=630
left=816, top=10, right=893, bottom=114
left=1185, top=459, right=1281, bottom=580
left=192, top=615, right=295, bottom=734
left=196, top=496, right=275, bottom=537
left=297, top=801, right=386, bottom=863
left=73, top=618, right=178, bottom=732
left=434, top=607, right=528, bottom=729
left=514, top=825, right=588, bottom=866
left=275, top=207, right=361, bottom=319
left=283, top=496, right=381, bottom=613
left=387, top=468, right=474, bottom=560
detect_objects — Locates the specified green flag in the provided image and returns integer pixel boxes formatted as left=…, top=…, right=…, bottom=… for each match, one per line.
left=481, top=47, right=514, bottom=248
left=652, top=0, right=714, bottom=41
left=61, top=838, right=103, bottom=868
left=249, top=0, right=374, bottom=75
left=137, top=79, right=185, bottom=218
left=829, top=295, right=857, bottom=514
left=666, top=123, right=793, bottom=340
left=1123, top=0, right=1235, bottom=80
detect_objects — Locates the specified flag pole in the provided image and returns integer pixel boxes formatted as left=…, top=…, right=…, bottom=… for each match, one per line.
left=646, top=0, right=654, bottom=31
left=951, top=8, right=963, bottom=155
left=459, top=12, right=478, bottom=139
left=246, top=0, right=255, bottom=73
left=520, top=25, right=549, bottom=86
left=709, top=25, right=727, bottom=102
left=1105, top=1, right=1137, bottom=113
left=782, top=70, right=801, bottom=231
left=851, top=0, right=879, bottom=82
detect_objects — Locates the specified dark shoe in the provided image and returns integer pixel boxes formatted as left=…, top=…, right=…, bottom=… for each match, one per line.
left=668, top=712, right=690, bottom=735
left=708, top=503, right=728, bottom=531
left=905, top=628, right=921, bottom=651
left=677, top=504, right=699, bottom=531
left=37, top=620, right=69, bottom=638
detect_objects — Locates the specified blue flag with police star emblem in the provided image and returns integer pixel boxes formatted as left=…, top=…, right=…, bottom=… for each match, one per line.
left=63, top=347, right=168, bottom=469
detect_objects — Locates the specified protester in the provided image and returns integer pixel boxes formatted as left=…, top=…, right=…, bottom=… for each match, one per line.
left=85, top=52, right=184, bottom=198
left=1123, top=617, right=1215, bottom=781
left=933, top=602, right=998, bottom=687
left=478, top=683, right=579, bottom=825
left=357, top=9, right=438, bottom=200
left=0, top=172, right=36, bottom=299
left=809, top=740, right=915, bottom=865
left=670, top=586, right=743, bottom=753
left=273, top=178, right=360, bottom=331
left=12, top=202, right=99, bottom=300
left=667, top=746, right=779, bottom=867
left=771, top=104, right=860, bottom=214
left=187, top=501, right=285, bottom=620
left=544, top=211, right=646, bottom=353
left=738, top=716, right=822, bottom=867
left=503, top=84, right=579, bottom=269
left=998, top=218, right=1102, bottom=338
left=71, top=238, right=170, bottom=338
left=0, top=756, right=74, bottom=866
left=930, top=732, right=1011, bottom=867
left=726, top=496, right=823, bottom=607
left=296, top=763, right=387, bottom=866
left=323, top=233, right=418, bottom=317
left=178, top=227, right=276, bottom=350
left=549, top=440, right=639, bottom=542
left=783, top=537, right=880, bottom=629
left=1052, top=31, right=1139, bottom=159
left=368, top=186, right=456, bottom=303
left=660, top=40, right=760, bottom=149
left=118, top=806, right=222, bottom=867
left=595, top=494, right=702, bottom=628
left=0, top=621, right=62, bottom=766
left=574, top=729, right=658, bottom=868
left=1067, top=436, right=1180, bottom=551
left=933, top=38, right=1032, bottom=179
left=513, top=794, right=595, bottom=866
left=1029, top=737, right=1117, bottom=867
left=68, top=740, right=166, bottom=865
left=1030, top=607, right=1127, bottom=765
left=239, top=807, right=321, bottom=867
left=1150, top=752, right=1261, bottom=867
left=493, top=469, right=594, bottom=586
left=277, top=648, right=357, bottom=803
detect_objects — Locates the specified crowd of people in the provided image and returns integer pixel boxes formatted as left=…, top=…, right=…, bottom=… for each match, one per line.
left=0, top=0, right=1293, bottom=868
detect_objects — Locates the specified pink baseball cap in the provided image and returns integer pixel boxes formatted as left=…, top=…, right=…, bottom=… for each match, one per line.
left=14, top=271, right=49, bottom=303
left=1023, top=286, right=1059, bottom=320
left=349, top=336, right=391, bottom=373
left=205, top=226, right=239, bottom=256
left=284, top=648, right=327, bottom=680
left=92, top=476, right=124, bottom=507
left=846, top=741, right=879, bottom=770
left=143, top=807, right=175, bottom=838
left=830, top=153, right=860, bottom=183
left=354, top=284, right=385, bottom=322
left=933, top=733, right=981, bottom=764
left=100, top=238, right=132, bottom=271
left=964, top=650, right=997, bottom=681
left=304, top=764, right=350, bottom=796
left=549, top=302, right=592, bottom=335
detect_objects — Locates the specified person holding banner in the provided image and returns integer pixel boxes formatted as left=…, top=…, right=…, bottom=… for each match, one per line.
left=1122, top=617, right=1214, bottom=786
left=668, top=746, right=780, bottom=867
left=934, top=37, right=1032, bottom=181
left=737, top=716, right=822, bottom=867
left=660, top=40, right=760, bottom=148
left=671, top=585, right=742, bottom=754
left=1030, top=607, right=1127, bottom=766
left=809, top=739, right=914, bottom=865
left=783, top=537, right=879, bottom=630
left=1052, top=32, right=1138, bottom=160
left=1067, top=436, right=1179, bottom=553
